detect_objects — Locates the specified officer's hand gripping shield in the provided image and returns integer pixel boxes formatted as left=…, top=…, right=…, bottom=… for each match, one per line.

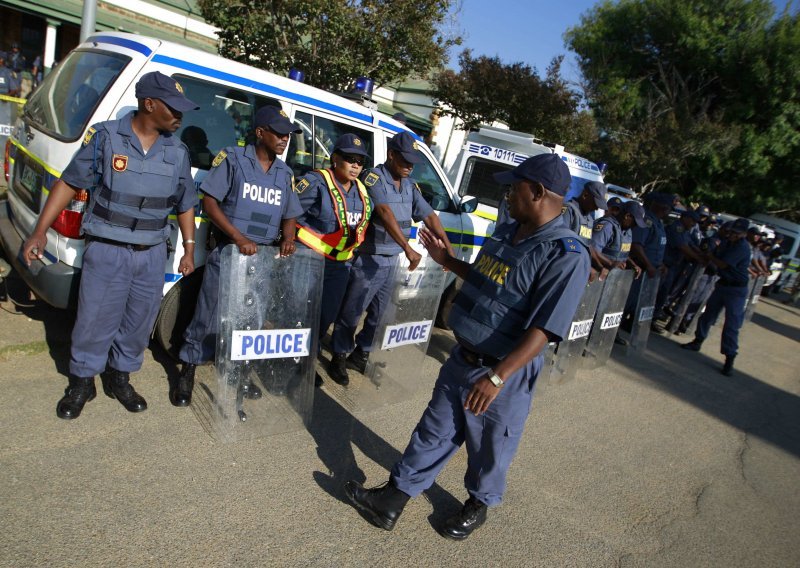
left=542, top=278, right=603, bottom=386
left=583, top=269, right=635, bottom=370
left=626, top=273, right=660, bottom=354
left=192, top=245, right=323, bottom=442
left=330, top=254, right=447, bottom=414
left=665, top=264, right=706, bottom=334
left=744, top=275, right=766, bottom=322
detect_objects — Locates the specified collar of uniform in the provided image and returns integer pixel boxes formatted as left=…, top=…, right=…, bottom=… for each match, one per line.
left=117, top=111, right=173, bottom=156
left=376, top=163, right=410, bottom=191
left=498, top=214, right=567, bottom=245
left=244, top=144, right=288, bottom=176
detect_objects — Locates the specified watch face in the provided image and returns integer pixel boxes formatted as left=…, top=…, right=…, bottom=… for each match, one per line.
left=489, top=374, right=503, bottom=387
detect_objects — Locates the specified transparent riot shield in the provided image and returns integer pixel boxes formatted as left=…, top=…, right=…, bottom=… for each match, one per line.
left=626, top=273, right=660, bottom=354
left=544, top=279, right=603, bottom=386
left=665, top=264, right=705, bottom=334
left=744, top=275, right=766, bottom=322
left=583, top=269, right=634, bottom=370
left=0, top=95, right=22, bottom=151
left=329, top=254, right=446, bottom=414
left=191, top=245, right=323, bottom=443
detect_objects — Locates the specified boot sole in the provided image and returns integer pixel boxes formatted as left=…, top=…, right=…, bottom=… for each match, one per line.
left=344, top=484, right=395, bottom=531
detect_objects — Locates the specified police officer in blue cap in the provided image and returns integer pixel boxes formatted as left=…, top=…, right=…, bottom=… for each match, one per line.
left=327, top=131, right=452, bottom=385
left=173, top=105, right=303, bottom=405
left=591, top=200, right=645, bottom=274
left=293, top=133, right=372, bottom=385
left=23, top=71, right=200, bottom=419
left=681, top=217, right=752, bottom=376
left=344, top=153, right=590, bottom=539
left=561, top=180, right=609, bottom=280
left=654, top=209, right=705, bottom=320
left=0, top=51, right=16, bottom=96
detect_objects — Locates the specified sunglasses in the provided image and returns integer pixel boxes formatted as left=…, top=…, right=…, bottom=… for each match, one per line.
left=341, top=154, right=366, bottom=166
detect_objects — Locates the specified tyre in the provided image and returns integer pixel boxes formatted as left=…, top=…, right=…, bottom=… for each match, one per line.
left=153, top=267, right=205, bottom=360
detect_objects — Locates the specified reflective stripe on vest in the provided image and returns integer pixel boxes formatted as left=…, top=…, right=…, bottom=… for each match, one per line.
left=296, top=169, right=371, bottom=261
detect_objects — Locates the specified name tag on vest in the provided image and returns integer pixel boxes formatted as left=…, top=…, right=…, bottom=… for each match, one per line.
left=568, top=318, right=594, bottom=340
left=600, top=312, right=624, bottom=330
left=232, top=329, right=310, bottom=360
left=381, top=320, right=433, bottom=350
left=243, top=182, right=282, bottom=205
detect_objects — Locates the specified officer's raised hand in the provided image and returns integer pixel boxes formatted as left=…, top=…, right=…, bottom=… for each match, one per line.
left=419, top=227, right=447, bottom=265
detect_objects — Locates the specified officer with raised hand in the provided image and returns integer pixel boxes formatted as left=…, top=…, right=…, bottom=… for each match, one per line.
left=22, top=71, right=199, bottom=420
left=293, top=134, right=372, bottom=386
left=173, top=105, right=302, bottom=406
left=591, top=200, right=645, bottom=274
left=327, top=131, right=452, bottom=386
left=343, top=153, right=590, bottom=539
left=561, top=180, right=608, bottom=280
left=681, top=218, right=753, bottom=376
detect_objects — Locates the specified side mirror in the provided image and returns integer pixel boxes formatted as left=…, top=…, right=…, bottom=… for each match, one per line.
left=431, top=195, right=451, bottom=211
left=460, top=195, right=478, bottom=214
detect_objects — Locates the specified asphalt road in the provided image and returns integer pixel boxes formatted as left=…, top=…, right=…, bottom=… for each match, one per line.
left=0, top=271, right=798, bottom=567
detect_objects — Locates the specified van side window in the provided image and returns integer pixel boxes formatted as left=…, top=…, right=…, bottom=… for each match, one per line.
left=458, top=157, right=513, bottom=208
left=173, top=75, right=281, bottom=170
left=286, top=111, right=373, bottom=178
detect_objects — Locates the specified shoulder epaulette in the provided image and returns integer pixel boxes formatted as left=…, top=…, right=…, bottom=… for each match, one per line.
left=211, top=149, right=228, bottom=168
left=364, top=172, right=380, bottom=187
left=561, top=237, right=582, bottom=253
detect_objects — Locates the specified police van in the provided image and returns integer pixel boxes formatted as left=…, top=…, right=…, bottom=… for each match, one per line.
left=0, top=32, right=483, bottom=354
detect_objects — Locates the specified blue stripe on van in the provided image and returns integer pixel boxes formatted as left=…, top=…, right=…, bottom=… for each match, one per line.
left=151, top=54, right=374, bottom=124
left=89, top=35, right=153, bottom=56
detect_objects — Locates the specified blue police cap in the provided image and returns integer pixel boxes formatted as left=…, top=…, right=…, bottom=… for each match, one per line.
left=493, top=153, right=571, bottom=196
left=333, top=133, right=369, bottom=157
left=584, top=181, right=608, bottom=210
left=731, top=218, right=750, bottom=233
left=392, top=112, right=408, bottom=124
left=254, top=105, right=302, bottom=136
left=647, top=192, right=674, bottom=207
left=624, top=200, right=647, bottom=228
left=135, top=71, right=199, bottom=112
left=607, top=196, right=623, bottom=209
left=696, top=204, right=711, bottom=217
left=388, top=131, right=424, bottom=164
left=681, top=209, right=701, bottom=222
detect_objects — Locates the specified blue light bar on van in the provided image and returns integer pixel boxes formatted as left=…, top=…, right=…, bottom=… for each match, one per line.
left=289, top=68, right=305, bottom=83
left=353, top=76, right=374, bottom=97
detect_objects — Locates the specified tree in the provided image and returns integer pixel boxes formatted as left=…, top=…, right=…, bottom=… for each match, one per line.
left=196, top=0, right=461, bottom=92
left=430, top=50, right=597, bottom=155
left=566, top=0, right=800, bottom=216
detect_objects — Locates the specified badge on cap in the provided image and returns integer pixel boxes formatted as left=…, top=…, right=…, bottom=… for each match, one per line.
left=212, top=150, right=228, bottom=168
left=412, top=142, right=419, bottom=150
left=364, top=172, right=380, bottom=187
left=279, top=110, right=288, bottom=117
left=294, top=178, right=310, bottom=194
left=82, top=127, right=96, bottom=147
left=354, top=138, right=361, bottom=146
left=112, top=154, right=128, bottom=172
left=175, top=81, right=184, bottom=94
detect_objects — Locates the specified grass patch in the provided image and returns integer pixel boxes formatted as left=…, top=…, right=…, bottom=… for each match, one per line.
left=0, top=341, right=49, bottom=361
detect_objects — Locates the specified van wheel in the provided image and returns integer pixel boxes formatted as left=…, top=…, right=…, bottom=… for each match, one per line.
left=435, top=279, right=462, bottom=330
left=153, top=267, right=205, bottom=360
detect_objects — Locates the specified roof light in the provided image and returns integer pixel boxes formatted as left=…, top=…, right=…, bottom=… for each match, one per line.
left=288, top=68, right=305, bottom=83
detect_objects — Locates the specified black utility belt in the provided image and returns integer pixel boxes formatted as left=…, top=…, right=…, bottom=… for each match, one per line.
left=718, top=278, right=747, bottom=288
left=88, top=236, right=160, bottom=251
left=457, top=342, right=502, bottom=368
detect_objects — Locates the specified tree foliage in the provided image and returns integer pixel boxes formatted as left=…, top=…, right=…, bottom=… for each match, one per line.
left=430, top=50, right=597, bottom=155
left=196, top=0, right=461, bottom=92
left=566, top=0, right=800, bottom=217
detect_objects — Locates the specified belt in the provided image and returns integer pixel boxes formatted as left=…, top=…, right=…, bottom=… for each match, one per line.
left=718, top=278, right=747, bottom=288
left=458, top=343, right=501, bottom=368
left=88, top=236, right=159, bottom=251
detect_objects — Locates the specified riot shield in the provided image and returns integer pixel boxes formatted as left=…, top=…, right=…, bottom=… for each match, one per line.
left=626, top=273, right=660, bottom=354
left=583, top=269, right=634, bottom=370
left=0, top=95, right=22, bottom=150
left=544, top=279, right=603, bottom=386
left=327, top=254, right=446, bottom=414
left=666, top=264, right=706, bottom=334
left=191, top=245, right=323, bottom=442
left=744, top=275, right=766, bottom=322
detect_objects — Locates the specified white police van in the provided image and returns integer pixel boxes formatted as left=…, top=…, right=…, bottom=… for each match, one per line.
left=0, top=32, right=482, bottom=354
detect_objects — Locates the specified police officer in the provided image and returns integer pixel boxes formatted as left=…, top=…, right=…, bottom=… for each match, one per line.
left=655, top=209, right=704, bottom=319
left=561, top=180, right=608, bottom=280
left=173, top=105, right=303, bottom=406
left=605, top=196, right=623, bottom=218
left=591, top=200, right=645, bottom=272
left=681, top=218, right=752, bottom=376
left=343, top=153, right=590, bottom=539
left=294, top=134, right=372, bottom=385
left=328, top=131, right=452, bottom=385
left=0, top=51, right=15, bottom=96
left=22, top=71, right=199, bottom=420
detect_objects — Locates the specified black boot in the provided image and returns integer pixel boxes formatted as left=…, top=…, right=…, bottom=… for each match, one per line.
left=328, top=353, right=350, bottom=386
left=439, top=497, right=488, bottom=540
left=681, top=339, right=703, bottom=351
left=347, top=347, right=369, bottom=374
left=241, top=376, right=262, bottom=399
left=56, top=376, right=96, bottom=420
left=170, top=363, right=195, bottom=407
left=344, top=480, right=410, bottom=531
left=100, top=368, right=147, bottom=413
left=722, top=355, right=735, bottom=376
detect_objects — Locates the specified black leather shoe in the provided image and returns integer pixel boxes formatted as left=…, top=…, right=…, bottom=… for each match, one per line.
left=314, top=373, right=323, bottom=388
left=344, top=480, right=410, bottom=531
left=614, top=334, right=628, bottom=346
left=328, top=353, right=350, bottom=386
left=56, top=376, right=96, bottom=420
left=100, top=369, right=147, bottom=413
left=241, top=378, right=262, bottom=400
left=439, top=497, right=488, bottom=541
left=347, top=347, right=369, bottom=374
left=170, top=363, right=195, bottom=407
left=722, top=355, right=735, bottom=376
left=681, top=339, right=703, bottom=351
left=650, top=323, right=665, bottom=335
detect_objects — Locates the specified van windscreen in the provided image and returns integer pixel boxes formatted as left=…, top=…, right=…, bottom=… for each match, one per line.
left=24, top=49, right=130, bottom=141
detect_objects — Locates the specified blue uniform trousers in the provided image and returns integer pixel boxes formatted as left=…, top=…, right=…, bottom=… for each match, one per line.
left=391, top=345, right=539, bottom=506
left=179, top=245, right=223, bottom=365
left=694, top=284, right=748, bottom=356
left=331, top=252, right=396, bottom=354
left=319, top=257, right=353, bottom=343
left=70, top=240, right=167, bottom=377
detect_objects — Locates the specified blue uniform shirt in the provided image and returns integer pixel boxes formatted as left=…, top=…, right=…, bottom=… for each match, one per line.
left=359, top=163, right=433, bottom=255
left=201, top=145, right=302, bottom=243
left=632, top=210, right=667, bottom=266
left=296, top=170, right=370, bottom=233
left=0, top=67, right=14, bottom=95
left=717, top=238, right=752, bottom=286
left=591, top=216, right=632, bottom=261
left=61, top=112, right=198, bottom=245
left=664, top=222, right=692, bottom=266
left=561, top=198, right=594, bottom=245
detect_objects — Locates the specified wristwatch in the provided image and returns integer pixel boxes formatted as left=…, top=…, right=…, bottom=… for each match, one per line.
left=487, top=373, right=504, bottom=388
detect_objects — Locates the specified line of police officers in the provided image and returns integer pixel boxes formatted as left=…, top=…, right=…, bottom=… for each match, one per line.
left=20, top=71, right=757, bottom=540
